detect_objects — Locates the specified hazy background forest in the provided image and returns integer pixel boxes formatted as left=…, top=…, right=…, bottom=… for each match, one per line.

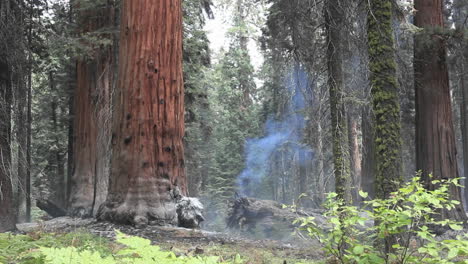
left=0, top=0, right=468, bottom=236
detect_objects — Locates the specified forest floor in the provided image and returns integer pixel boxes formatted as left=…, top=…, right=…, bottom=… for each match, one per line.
left=15, top=217, right=323, bottom=264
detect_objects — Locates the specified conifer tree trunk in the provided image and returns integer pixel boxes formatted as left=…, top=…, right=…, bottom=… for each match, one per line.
left=361, top=106, right=375, bottom=199
left=68, top=2, right=115, bottom=217
left=48, top=72, right=66, bottom=209
left=0, top=61, right=15, bottom=232
left=454, top=0, right=468, bottom=209
left=414, top=0, right=467, bottom=221
left=16, top=69, right=27, bottom=223
left=325, top=0, right=352, bottom=202
left=367, top=0, right=402, bottom=199
left=367, top=0, right=403, bottom=255
left=347, top=115, right=361, bottom=203
left=25, top=0, right=33, bottom=222
left=98, top=0, right=186, bottom=227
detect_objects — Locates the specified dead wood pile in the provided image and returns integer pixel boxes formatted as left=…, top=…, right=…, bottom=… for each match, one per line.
left=226, top=197, right=326, bottom=239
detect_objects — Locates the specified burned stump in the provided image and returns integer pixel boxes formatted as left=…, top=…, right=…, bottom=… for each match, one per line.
left=226, top=197, right=326, bottom=240
left=36, top=199, right=67, bottom=218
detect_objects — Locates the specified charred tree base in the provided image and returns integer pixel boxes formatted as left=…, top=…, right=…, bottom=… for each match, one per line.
left=227, top=197, right=326, bottom=240
left=36, top=199, right=67, bottom=218
left=97, top=189, right=204, bottom=229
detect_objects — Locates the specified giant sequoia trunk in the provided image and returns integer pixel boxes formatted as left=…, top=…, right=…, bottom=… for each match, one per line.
left=68, top=2, right=115, bottom=217
left=0, top=60, right=15, bottom=232
left=98, top=0, right=187, bottom=227
left=414, top=0, right=467, bottom=221
left=325, top=0, right=352, bottom=202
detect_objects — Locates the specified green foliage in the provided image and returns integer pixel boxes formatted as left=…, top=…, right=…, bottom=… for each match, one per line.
left=0, top=231, right=112, bottom=263
left=0, top=230, right=248, bottom=264
left=295, top=177, right=468, bottom=264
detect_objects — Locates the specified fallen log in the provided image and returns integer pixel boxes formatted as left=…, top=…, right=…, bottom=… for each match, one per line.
left=226, top=197, right=326, bottom=240
left=36, top=199, right=67, bottom=218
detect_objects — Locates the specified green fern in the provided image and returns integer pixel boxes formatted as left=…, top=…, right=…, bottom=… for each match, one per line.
left=36, top=230, right=240, bottom=264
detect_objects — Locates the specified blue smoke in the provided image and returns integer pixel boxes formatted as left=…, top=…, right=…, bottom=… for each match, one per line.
left=237, top=64, right=314, bottom=197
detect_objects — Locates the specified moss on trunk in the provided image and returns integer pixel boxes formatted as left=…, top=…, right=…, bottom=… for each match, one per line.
left=367, top=0, right=402, bottom=199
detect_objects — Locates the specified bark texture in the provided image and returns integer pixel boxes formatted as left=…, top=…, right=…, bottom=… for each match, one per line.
left=367, top=0, right=403, bottom=255
left=68, top=2, right=115, bottom=217
left=98, top=0, right=187, bottom=227
left=453, top=0, right=468, bottom=209
left=414, top=0, right=467, bottom=221
left=325, top=0, right=352, bottom=203
left=367, top=0, right=402, bottom=199
left=0, top=60, right=15, bottom=232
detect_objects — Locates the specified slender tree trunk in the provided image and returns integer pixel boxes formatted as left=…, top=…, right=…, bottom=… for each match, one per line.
left=0, top=61, right=15, bottom=232
left=347, top=115, right=361, bottom=204
left=361, top=106, right=375, bottom=199
left=66, top=0, right=75, bottom=208
left=68, top=2, right=115, bottom=217
left=235, top=0, right=252, bottom=107
left=48, top=72, right=66, bottom=209
left=16, top=68, right=27, bottom=223
left=325, top=0, right=352, bottom=203
left=98, top=0, right=187, bottom=227
left=367, top=0, right=403, bottom=255
left=25, top=0, right=32, bottom=222
left=414, top=0, right=467, bottom=221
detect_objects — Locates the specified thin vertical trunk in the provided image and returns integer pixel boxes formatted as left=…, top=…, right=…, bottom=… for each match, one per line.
left=316, top=118, right=326, bottom=206
left=66, top=0, right=75, bottom=208
left=236, top=0, right=251, bottom=107
left=325, top=0, right=352, bottom=203
left=361, top=106, right=375, bottom=199
left=49, top=72, right=66, bottom=209
left=347, top=115, right=361, bottom=204
left=98, top=0, right=187, bottom=227
left=414, top=0, right=467, bottom=221
left=0, top=60, right=15, bottom=232
left=25, top=1, right=32, bottom=222
left=16, top=69, right=27, bottom=223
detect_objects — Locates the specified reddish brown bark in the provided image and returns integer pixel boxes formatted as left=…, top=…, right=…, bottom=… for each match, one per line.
left=68, top=3, right=115, bottom=217
left=414, top=0, right=467, bottom=221
left=98, top=0, right=186, bottom=227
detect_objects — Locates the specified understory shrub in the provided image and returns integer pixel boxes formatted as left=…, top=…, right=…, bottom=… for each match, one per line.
left=295, top=176, right=468, bottom=264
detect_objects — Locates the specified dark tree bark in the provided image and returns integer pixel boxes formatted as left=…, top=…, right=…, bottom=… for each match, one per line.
left=67, top=1, right=115, bottom=217
left=325, top=0, right=352, bottom=203
left=361, top=106, right=375, bottom=199
left=66, top=0, right=75, bottom=208
left=25, top=0, right=33, bottom=223
left=414, top=0, right=467, bottom=221
left=0, top=60, right=15, bottom=232
left=16, top=66, right=27, bottom=223
left=48, top=72, right=66, bottom=209
left=98, top=0, right=187, bottom=227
